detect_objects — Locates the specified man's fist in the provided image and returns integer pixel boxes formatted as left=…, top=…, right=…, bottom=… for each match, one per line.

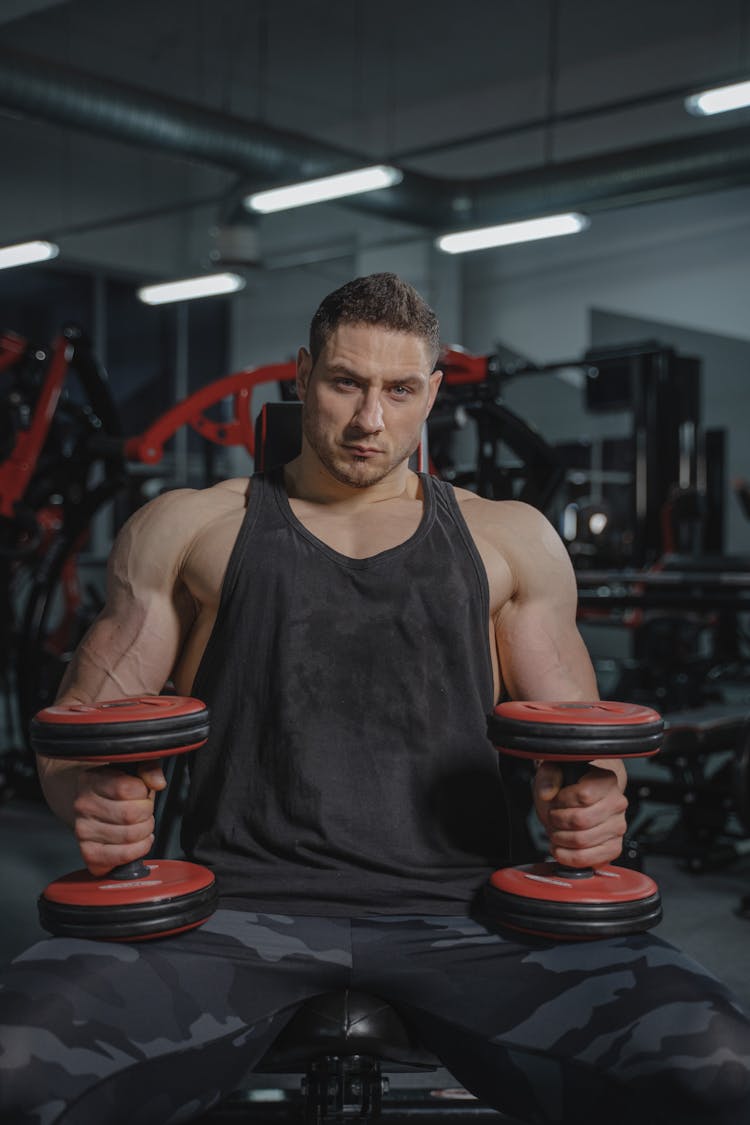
left=72, top=763, right=167, bottom=876
left=532, top=761, right=628, bottom=868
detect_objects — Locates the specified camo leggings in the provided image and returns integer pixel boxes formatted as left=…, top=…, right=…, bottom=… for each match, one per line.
left=1, top=909, right=749, bottom=1125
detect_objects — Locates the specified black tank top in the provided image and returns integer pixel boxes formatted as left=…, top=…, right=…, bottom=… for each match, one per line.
left=183, top=467, right=509, bottom=914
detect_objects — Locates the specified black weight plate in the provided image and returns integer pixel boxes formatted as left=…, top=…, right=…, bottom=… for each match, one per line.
left=488, top=709, right=663, bottom=742
left=30, top=716, right=210, bottom=759
left=487, top=728, right=664, bottom=758
left=482, top=883, right=663, bottom=938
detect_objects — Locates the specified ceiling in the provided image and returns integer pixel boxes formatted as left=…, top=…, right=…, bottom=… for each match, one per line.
left=0, top=0, right=749, bottom=281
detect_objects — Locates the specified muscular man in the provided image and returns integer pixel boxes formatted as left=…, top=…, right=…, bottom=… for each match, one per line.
left=1, top=274, right=748, bottom=1125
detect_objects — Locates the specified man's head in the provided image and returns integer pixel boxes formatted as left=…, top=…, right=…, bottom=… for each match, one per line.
left=308, top=272, right=441, bottom=369
left=296, top=274, right=443, bottom=490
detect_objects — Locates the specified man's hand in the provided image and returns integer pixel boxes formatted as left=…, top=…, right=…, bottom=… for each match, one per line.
left=72, top=764, right=167, bottom=876
left=532, top=760, right=628, bottom=868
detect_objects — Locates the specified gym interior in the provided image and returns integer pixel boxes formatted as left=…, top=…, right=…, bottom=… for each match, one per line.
left=1, top=2, right=750, bottom=1122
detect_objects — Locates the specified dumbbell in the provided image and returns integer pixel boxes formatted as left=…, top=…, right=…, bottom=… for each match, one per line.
left=30, top=695, right=217, bottom=941
left=484, top=701, right=663, bottom=939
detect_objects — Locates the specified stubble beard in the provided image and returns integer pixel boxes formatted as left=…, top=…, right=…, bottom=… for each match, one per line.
left=303, top=418, right=419, bottom=489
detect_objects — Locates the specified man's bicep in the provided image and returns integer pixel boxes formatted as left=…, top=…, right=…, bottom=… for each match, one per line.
left=494, top=521, right=597, bottom=701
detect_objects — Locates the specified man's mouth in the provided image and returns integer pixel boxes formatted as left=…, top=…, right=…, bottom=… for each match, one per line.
left=343, top=445, right=383, bottom=456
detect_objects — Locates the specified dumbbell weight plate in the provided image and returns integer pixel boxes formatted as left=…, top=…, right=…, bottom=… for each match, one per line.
left=484, top=863, right=662, bottom=939
left=488, top=701, right=663, bottom=760
left=39, top=861, right=217, bottom=941
left=30, top=696, right=210, bottom=761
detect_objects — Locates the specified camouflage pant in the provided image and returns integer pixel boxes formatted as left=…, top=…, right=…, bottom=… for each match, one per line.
left=1, top=909, right=749, bottom=1125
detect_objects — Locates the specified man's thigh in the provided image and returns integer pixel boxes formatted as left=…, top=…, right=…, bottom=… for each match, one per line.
left=351, top=915, right=750, bottom=1125
left=0, top=911, right=353, bottom=1125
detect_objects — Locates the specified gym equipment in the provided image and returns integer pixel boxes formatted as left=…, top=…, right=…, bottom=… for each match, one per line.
left=623, top=704, right=750, bottom=874
left=30, top=695, right=216, bottom=941
left=216, top=992, right=524, bottom=1123
left=485, top=700, right=664, bottom=939
left=247, top=990, right=445, bottom=1122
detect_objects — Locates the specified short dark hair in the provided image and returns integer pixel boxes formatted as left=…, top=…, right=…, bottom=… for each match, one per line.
left=309, top=273, right=441, bottom=366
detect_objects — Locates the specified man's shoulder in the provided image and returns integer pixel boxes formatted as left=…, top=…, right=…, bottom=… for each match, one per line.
left=119, top=478, right=250, bottom=560
left=450, top=487, right=569, bottom=573
left=147, top=477, right=249, bottom=513
left=451, top=486, right=548, bottom=536
left=446, top=486, right=574, bottom=610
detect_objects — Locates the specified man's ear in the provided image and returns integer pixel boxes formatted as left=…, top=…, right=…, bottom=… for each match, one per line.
left=296, top=347, right=312, bottom=401
left=426, top=368, right=443, bottom=415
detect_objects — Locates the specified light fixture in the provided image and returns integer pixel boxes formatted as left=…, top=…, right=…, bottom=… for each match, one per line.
left=0, top=240, right=59, bottom=270
left=436, top=212, right=590, bottom=254
left=685, top=79, right=750, bottom=116
left=245, top=165, right=403, bottom=214
left=137, top=272, right=245, bottom=305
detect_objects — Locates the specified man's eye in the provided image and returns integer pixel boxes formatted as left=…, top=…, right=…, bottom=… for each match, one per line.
left=391, top=385, right=411, bottom=396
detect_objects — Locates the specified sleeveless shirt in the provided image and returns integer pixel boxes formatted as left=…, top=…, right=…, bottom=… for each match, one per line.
left=183, top=467, right=509, bottom=914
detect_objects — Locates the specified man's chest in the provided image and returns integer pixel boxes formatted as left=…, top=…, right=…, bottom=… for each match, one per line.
left=288, top=500, right=424, bottom=560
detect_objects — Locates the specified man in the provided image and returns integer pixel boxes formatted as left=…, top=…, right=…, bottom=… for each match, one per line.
left=1, top=273, right=748, bottom=1124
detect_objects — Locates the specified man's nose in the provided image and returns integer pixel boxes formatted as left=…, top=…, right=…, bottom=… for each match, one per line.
left=352, top=391, right=384, bottom=433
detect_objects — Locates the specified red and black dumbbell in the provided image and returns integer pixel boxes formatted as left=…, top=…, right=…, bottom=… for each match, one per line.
left=30, top=695, right=217, bottom=942
left=485, top=701, right=663, bottom=940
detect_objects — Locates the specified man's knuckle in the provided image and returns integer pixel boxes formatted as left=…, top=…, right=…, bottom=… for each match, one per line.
left=568, top=809, right=590, bottom=831
left=124, top=818, right=152, bottom=843
left=119, top=801, right=145, bottom=826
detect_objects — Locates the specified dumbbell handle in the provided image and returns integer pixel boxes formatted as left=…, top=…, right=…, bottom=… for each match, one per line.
left=549, top=761, right=588, bottom=788
left=107, top=858, right=151, bottom=880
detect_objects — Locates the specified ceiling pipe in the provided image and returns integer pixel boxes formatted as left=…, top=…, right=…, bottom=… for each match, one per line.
left=0, top=47, right=449, bottom=229
left=1, top=47, right=750, bottom=235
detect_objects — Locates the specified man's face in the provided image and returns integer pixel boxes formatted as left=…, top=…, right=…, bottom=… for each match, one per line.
left=296, top=323, right=442, bottom=489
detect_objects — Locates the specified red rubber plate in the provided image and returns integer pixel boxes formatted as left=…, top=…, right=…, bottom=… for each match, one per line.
left=488, top=700, right=663, bottom=760
left=495, top=701, right=660, bottom=727
left=483, top=863, right=662, bottom=938
left=34, top=696, right=205, bottom=726
left=38, top=861, right=217, bottom=941
left=488, top=862, right=658, bottom=903
left=41, top=859, right=214, bottom=906
left=30, top=696, right=209, bottom=761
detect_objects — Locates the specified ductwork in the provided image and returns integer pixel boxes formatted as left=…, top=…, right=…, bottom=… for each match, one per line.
left=1, top=46, right=750, bottom=234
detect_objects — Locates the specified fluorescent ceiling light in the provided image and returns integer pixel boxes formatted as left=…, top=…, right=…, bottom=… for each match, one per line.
left=137, top=272, right=245, bottom=305
left=436, top=213, right=590, bottom=255
left=245, top=165, right=403, bottom=214
left=685, top=79, right=750, bottom=116
left=0, top=240, right=59, bottom=270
